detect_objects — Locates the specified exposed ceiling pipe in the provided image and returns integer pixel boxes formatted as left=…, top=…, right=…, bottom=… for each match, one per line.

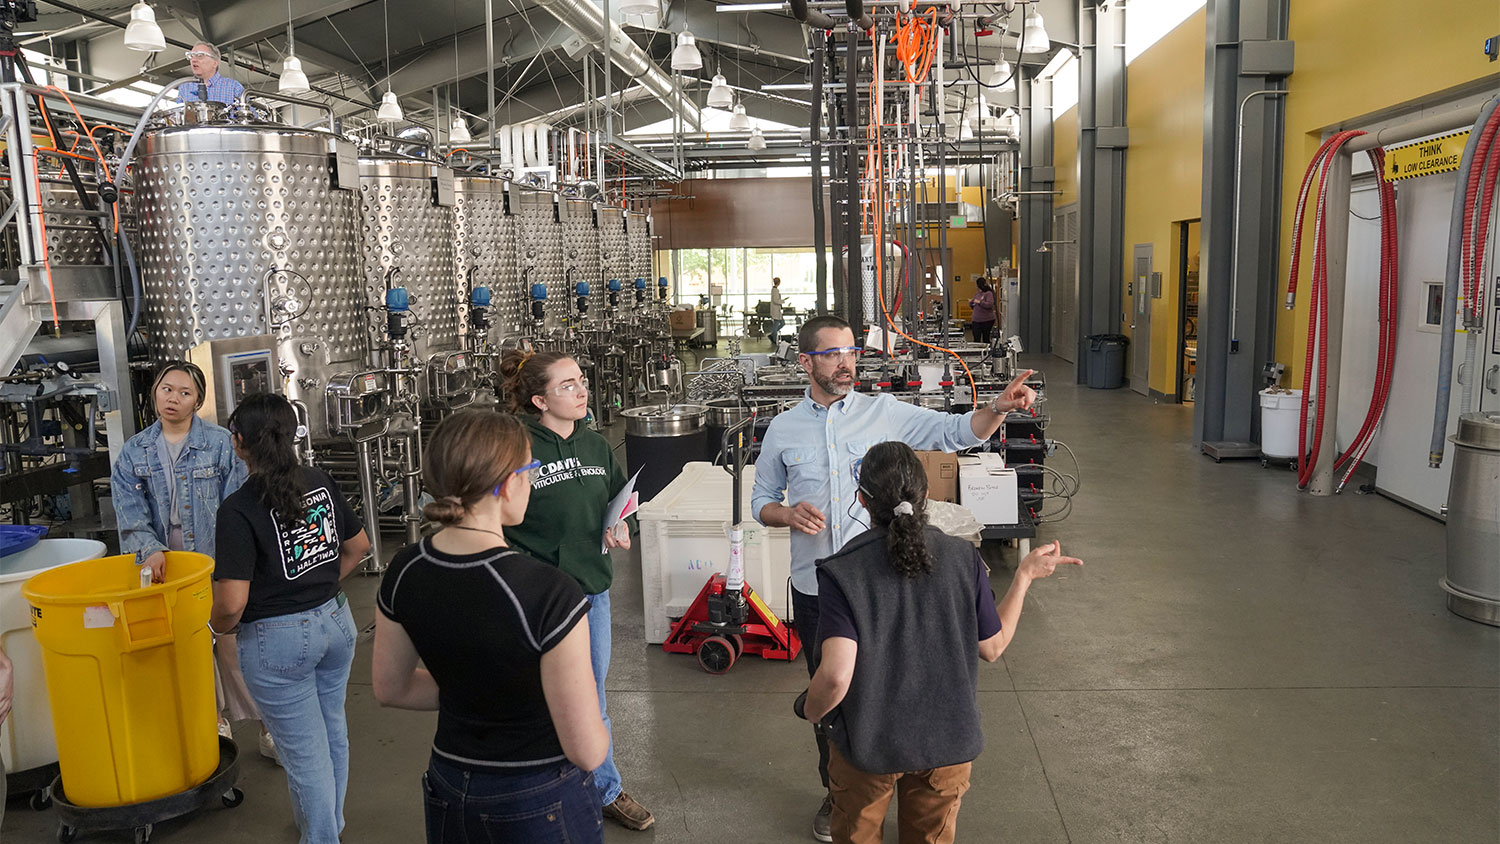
left=788, top=0, right=837, bottom=30
left=844, top=0, right=873, bottom=30
left=532, top=0, right=701, bottom=130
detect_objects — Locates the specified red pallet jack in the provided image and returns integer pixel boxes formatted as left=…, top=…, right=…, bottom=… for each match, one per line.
left=662, top=413, right=801, bottom=674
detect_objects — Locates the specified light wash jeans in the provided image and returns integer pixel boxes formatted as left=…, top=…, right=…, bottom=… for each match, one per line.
left=587, top=590, right=623, bottom=806
left=238, top=595, right=357, bottom=844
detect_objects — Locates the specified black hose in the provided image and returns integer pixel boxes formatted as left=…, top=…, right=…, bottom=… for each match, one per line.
left=845, top=32, right=862, bottom=327
left=844, top=0, right=874, bottom=31
left=788, top=0, right=837, bottom=29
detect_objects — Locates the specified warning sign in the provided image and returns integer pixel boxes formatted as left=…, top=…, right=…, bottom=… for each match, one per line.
left=1384, top=131, right=1469, bottom=181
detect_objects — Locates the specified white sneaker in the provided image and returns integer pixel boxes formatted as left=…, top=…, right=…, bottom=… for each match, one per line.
left=259, top=730, right=282, bottom=766
left=217, top=718, right=233, bottom=740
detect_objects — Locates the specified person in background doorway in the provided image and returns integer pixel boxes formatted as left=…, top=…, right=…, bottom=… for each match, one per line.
left=499, top=350, right=654, bottom=832
left=178, top=42, right=246, bottom=104
left=212, top=393, right=370, bottom=844
left=770, top=276, right=786, bottom=345
left=968, top=277, right=996, bottom=345
left=108, top=361, right=277, bottom=762
left=752, top=314, right=1037, bottom=842
left=796, top=441, right=1081, bottom=844
left=373, top=410, right=608, bottom=844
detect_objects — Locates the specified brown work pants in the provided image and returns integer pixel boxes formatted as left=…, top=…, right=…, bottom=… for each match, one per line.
left=826, top=743, right=972, bottom=844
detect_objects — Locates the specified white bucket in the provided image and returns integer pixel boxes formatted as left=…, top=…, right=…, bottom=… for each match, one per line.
left=1, top=538, right=108, bottom=775
left=1259, top=388, right=1305, bottom=459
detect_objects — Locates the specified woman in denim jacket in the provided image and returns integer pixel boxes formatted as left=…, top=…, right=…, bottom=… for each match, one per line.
left=109, top=360, right=278, bottom=763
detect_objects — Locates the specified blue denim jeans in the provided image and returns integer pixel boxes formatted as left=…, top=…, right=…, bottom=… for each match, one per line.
left=586, top=590, right=623, bottom=805
left=238, top=595, right=357, bottom=844
left=423, top=755, right=603, bottom=844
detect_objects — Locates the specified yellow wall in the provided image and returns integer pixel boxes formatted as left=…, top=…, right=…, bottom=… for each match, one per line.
left=1276, top=1, right=1500, bottom=385
left=1054, top=107, right=1079, bottom=206
left=1121, top=8, right=1207, bottom=396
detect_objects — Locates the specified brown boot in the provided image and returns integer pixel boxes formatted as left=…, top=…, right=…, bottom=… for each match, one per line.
left=603, top=791, right=654, bottom=831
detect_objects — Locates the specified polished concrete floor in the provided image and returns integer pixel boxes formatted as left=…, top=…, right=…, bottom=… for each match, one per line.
left=5, top=353, right=1498, bottom=843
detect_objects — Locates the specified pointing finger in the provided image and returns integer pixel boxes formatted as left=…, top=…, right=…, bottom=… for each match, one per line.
left=1006, top=369, right=1035, bottom=391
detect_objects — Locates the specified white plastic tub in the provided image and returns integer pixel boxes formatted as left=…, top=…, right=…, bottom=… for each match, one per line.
left=1259, top=388, right=1305, bottom=459
left=637, top=462, right=792, bottom=644
left=1, top=538, right=108, bottom=776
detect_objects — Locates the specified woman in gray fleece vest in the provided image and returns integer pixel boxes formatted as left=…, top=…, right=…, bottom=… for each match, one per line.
left=797, top=441, right=1081, bottom=844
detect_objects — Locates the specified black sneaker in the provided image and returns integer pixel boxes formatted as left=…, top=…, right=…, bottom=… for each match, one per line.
left=813, top=794, right=832, bottom=842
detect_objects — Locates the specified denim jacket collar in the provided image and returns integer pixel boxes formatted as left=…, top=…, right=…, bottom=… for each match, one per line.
left=139, top=414, right=211, bottom=452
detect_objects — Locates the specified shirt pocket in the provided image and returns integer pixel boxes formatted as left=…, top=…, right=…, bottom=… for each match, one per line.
left=192, top=465, right=222, bottom=503
left=132, top=465, right=152, bottom=491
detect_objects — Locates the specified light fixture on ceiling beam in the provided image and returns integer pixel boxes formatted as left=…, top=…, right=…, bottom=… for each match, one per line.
left=377, top=0, right=403, bottom=122
left=451, top=114, right=473, bottom=144
left=278, top=0, right=311, bottom=95
left=1022, top=7, right=1050, bottom=53
left=728, top=102, right=750, bottom=130
left=707, top=70, right=734, bottom=108
left=671, top=32, right=703, bottom=71
left=747, top=123, right=766, bottom=150
left=123, top=2, right=165, bottom=52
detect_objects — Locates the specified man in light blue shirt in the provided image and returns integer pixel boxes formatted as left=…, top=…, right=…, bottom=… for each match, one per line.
left=179, top=43, right=246, bottom=104
left=752, top=313, right=1035, bottom=842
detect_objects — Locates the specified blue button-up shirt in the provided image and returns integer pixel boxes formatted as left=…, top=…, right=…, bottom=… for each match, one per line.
left=178, top=73, right=246, bottom=104
left=110, top=415, right=246, bottom=565
left=752, top=389, right=984, bottom=594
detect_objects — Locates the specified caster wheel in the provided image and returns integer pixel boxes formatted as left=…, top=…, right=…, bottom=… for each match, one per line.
left=729, top=634, right=745, bottom=657
left=1260, top=459, right=1269, bottom=468
left=135, top=823, right=154, bottom=844
left=696, top=635, right=736, bottom=675
left=223, top=787, right=245, bottom=808
left=31, top=788, right=54, bottom=811
left=58, top=824, right=77, bottom=844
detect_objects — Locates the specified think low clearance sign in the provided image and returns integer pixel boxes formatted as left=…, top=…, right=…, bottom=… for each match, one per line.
left=1383, top=130, right=1469, bottom=181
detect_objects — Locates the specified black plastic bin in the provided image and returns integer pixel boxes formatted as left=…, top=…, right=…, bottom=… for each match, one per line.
left=1085, top=334, right=1129, bottom=389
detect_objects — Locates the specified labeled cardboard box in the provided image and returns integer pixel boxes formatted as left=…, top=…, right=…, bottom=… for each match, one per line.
left=916, top=450, right=959, bottom=503
left=669, top=307, right=697, bottom=331
left=958, top=452, right=1019, bottom=525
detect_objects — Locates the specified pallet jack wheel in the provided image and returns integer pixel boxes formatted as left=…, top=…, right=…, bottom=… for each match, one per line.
left=222, top=787, right=245, bottom=808
left=696, top=635, right=737, bottom=674
left=729, top=634, right=745, bottom=657
left=57, top=825, right=77, bottom=844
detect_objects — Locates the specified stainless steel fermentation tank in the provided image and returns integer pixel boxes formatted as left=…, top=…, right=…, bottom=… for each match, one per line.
left=515, top=187, right=566, bottom=335
left=132, top=123, right=374, bottom=443
left=357, top=152, right=475, bottom=407
left=1443, top=411, right=1500, bottom=625
left=452, top=171, right=521, bottom=381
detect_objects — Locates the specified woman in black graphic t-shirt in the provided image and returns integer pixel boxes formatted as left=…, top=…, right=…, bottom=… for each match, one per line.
left=211, top=393, right=370, bottom=844
left=372, top=410, right=608, bottom=844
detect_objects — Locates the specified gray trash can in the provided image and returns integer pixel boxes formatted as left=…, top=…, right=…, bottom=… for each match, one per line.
left=1085, top=334, right=1129, bottom=389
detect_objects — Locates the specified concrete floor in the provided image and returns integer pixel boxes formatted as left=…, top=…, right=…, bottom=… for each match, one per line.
left=5, top=353, right=1498, bottom=843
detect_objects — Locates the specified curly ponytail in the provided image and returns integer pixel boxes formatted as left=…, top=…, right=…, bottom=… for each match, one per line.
left=227, top=393, right=307, bottom=529
left=859, top=441, right=933, bottom=578
left=497, top=349, right=571, bottom=414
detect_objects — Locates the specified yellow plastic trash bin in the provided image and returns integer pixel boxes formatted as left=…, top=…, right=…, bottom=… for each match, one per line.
left=22, top=551, right=219, bottom=808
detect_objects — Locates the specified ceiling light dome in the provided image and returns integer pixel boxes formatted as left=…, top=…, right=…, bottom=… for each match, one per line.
left=123, top=2, right=166, bottom=52
left=707, top=72, right=734, bottom=109
left=671, top=32, right=703, bottom=71
left=279, top=56, right=311, bottom=95
left=377, top=90, right=404, bottom=122
left=728, top=102, right=751, bottom=131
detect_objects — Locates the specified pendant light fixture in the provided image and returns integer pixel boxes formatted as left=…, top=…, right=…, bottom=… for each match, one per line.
left=618, top=0, right=659, bottom=15
left=123, top=2, right=165, bottom=52
left=671, top=32, right=703, bottom=71
left=278, top=0, right=311, bottom=94
left=451, top=114, right=473, bottom=144
left=986, top=58, right=1015, bottom=92
left=1022, top=7, right=1050, bottom=53
left=728, top=102, right=750, bottom=131
left=706, top=69, right=733, bottom=109
left=747, top=124, right=766, bottom=151
left=377, top=0, right=403, bottom=122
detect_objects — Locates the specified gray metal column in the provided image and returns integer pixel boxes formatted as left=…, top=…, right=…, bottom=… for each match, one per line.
left=1195, top=0, right=1292, bottom=447
left=1018, top=70, right=1054, bottom=353
left=1074, top=1, right=1127, bottom=376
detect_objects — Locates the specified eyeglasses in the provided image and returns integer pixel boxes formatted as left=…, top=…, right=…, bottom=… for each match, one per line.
left=494, top=459, right=543, bottom=495
left=548, top=376, right=589, bottom=396
left=185, top=50, right=214, bottom=59
left=805, top=346, right=862, bottom=363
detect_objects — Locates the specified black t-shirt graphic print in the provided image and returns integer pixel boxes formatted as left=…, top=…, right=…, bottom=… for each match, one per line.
left=215, top=467, right=361, bottom=624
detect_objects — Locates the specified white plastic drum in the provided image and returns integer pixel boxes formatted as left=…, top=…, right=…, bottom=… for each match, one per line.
left=1, top=538, right=108, bottom=778
left=1259, top=388, right=1304, bottom=459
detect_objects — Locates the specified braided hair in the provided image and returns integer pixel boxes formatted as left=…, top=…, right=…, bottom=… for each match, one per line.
left=859, top=441, right=933, bottom=578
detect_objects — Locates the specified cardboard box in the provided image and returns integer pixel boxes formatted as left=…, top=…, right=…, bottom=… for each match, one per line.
left=669, top=307, right=697, bottom=331
left=916, top=450, right=959, bottom=503
left=959, top=453, right=1019, bottom=525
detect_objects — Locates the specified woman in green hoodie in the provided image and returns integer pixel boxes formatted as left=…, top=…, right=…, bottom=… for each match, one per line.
left=499, top=349, right=654, bottom=832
